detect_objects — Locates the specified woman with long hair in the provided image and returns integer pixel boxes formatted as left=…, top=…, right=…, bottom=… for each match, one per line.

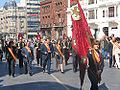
left=87, top=39, right=104, bottom=90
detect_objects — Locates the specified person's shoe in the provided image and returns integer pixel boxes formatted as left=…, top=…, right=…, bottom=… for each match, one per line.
left=9, top=73, right=11, bottom=76
left=113, top=65, right=115, bottom=67
left=48, top=72, right=51, bottom=75
left=25, top=72, right=28, bottom=74
left=29, top=73, right=33, bottom=76
left=117, top=66, right=120, bottom=69
left=43, top=69, right=45, bottom=73
left=109, top=66, right=112, bottom=68
left=61, top=71, right=64, bottom=74
left=12, top=74, right=15, bottom=78
left=73, top=68, right=77, bottom=72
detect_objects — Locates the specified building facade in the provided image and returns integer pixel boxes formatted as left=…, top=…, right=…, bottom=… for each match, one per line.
left=0, top=9, right=3, bottom=39
left=25, top=0, right=40, bottom=38
left=67, top=0, right=120, bottom=39
left=40, top=0, right=68, bottom=39
left=0, top=1, right=27, bottom=40
left=83, top=0, right=120, bottom=38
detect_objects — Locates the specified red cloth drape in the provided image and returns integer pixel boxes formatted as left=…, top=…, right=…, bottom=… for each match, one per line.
left=71, top=0, right=92, bottom=60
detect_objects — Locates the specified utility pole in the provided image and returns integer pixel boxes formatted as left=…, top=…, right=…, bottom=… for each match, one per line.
left=25, top=0, right=28, bottom=39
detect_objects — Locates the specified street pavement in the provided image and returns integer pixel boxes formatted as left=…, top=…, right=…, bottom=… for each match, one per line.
left=0, top=56, right=120, bottom=90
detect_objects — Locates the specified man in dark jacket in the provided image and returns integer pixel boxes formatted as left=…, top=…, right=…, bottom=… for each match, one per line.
left=41, top=38, right=52, bottom=74
left=7, top=40, right=17, bottom=77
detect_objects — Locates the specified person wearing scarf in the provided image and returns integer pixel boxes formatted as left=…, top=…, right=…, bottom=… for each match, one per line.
left=7, top=40, right=17, bottom=77
left=21, top=41, right=34, bottom=76
left=41, top=38, right=52, bottom=74
left=55, top=39, right=64, bottom=73
left=87, top=39, right=104, bottom=90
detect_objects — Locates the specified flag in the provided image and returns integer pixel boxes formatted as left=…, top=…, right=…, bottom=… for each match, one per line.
left=70, top=0, right=92, bottom=63
left=70, top=0, right=92, bottom=89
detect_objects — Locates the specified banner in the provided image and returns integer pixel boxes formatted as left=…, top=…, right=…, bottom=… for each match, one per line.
left=70, top=0, right=92, bottom=61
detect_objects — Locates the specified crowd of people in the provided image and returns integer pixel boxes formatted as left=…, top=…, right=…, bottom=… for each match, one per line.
left=101, top=34, right=120, bottom=69
left=0, top=36, right=72, bottom=77
left=0, top=34, right=120, bottom=90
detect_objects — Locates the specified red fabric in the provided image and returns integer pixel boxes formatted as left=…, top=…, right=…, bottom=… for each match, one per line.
left=71, top=0, right=92, bottom=59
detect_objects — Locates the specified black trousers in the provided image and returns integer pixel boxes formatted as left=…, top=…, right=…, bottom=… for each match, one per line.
left=43, top=54, right=51, bottom=73
left=63, top=48, right=69, bottom=65
left=109, top=55, right=112, bottom=67
left=23, top=60, right=32, bottom=74
left=112, top=55, right=116, bottom=67
left=18, top=50, right=23, bottom=68
left=88, top=68, right=98, bottom=90
left=8, top=59, right=15, bottom=76
left=40, top=57, right=42, bottom=66
left=19, top=59, right=23, bottom=68
left=72, top=54, right=78, bottom=72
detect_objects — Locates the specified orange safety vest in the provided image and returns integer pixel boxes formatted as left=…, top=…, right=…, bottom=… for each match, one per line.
left=8, top=47, right=17, bottom=61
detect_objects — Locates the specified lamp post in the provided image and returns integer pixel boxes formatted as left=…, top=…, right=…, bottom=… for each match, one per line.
left=25, top=0, right=28, bottom=39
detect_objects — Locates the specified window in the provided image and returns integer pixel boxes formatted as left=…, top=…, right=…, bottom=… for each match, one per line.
left=88, top=0, right=94, bottom=4
left=112, top=27, right=117, bottom=29
left=108, top=7, right=114, bottom=17
left=58, top=14, right=60, bottom=18
left=103, top=10, right=105, bottom=17
left=86, top=12, right=88, bottom=19
left=96, top=0, right=97, bottom=4
left=96, top=10, right=97, bottom=19
left=88, top=10, right=95, bottom=19
left=60, top=2, right=62, bottom=5
left=116, top=6, right=118, bottom=17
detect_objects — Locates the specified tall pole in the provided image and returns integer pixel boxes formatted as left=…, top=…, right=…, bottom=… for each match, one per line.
left=25, top=0, right=28, bottom=39
left=15, top=0, right=17, bottom=40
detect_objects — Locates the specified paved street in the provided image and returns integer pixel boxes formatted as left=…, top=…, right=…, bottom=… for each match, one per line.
left=0, top=56, right=120, bottom=90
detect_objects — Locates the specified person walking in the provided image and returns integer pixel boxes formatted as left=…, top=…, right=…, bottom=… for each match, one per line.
left=41, top=38, right=51, bottom=74
left=112, top=38, right=120, bottom=69
left=107, top=37, right=113, bottom=68
left=87, top=39, right=104, bottom=90
left=7, top=40, right=17, bottom=77
left=36, top=39, right=42, bottom=66
left=17, top=39, right=25, bottom=72
left=55, top=39, right=64, bottom=73
left=62, top=38, right=69, bottom=65
left=21, top=41, right=34, bottom=76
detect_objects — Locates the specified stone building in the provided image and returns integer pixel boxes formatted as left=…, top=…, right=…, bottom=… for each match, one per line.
left=40, top=0, right=68, bottom=39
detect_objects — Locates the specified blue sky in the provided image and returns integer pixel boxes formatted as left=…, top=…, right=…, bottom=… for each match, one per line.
left=0, top=0, right=20, bottom=8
